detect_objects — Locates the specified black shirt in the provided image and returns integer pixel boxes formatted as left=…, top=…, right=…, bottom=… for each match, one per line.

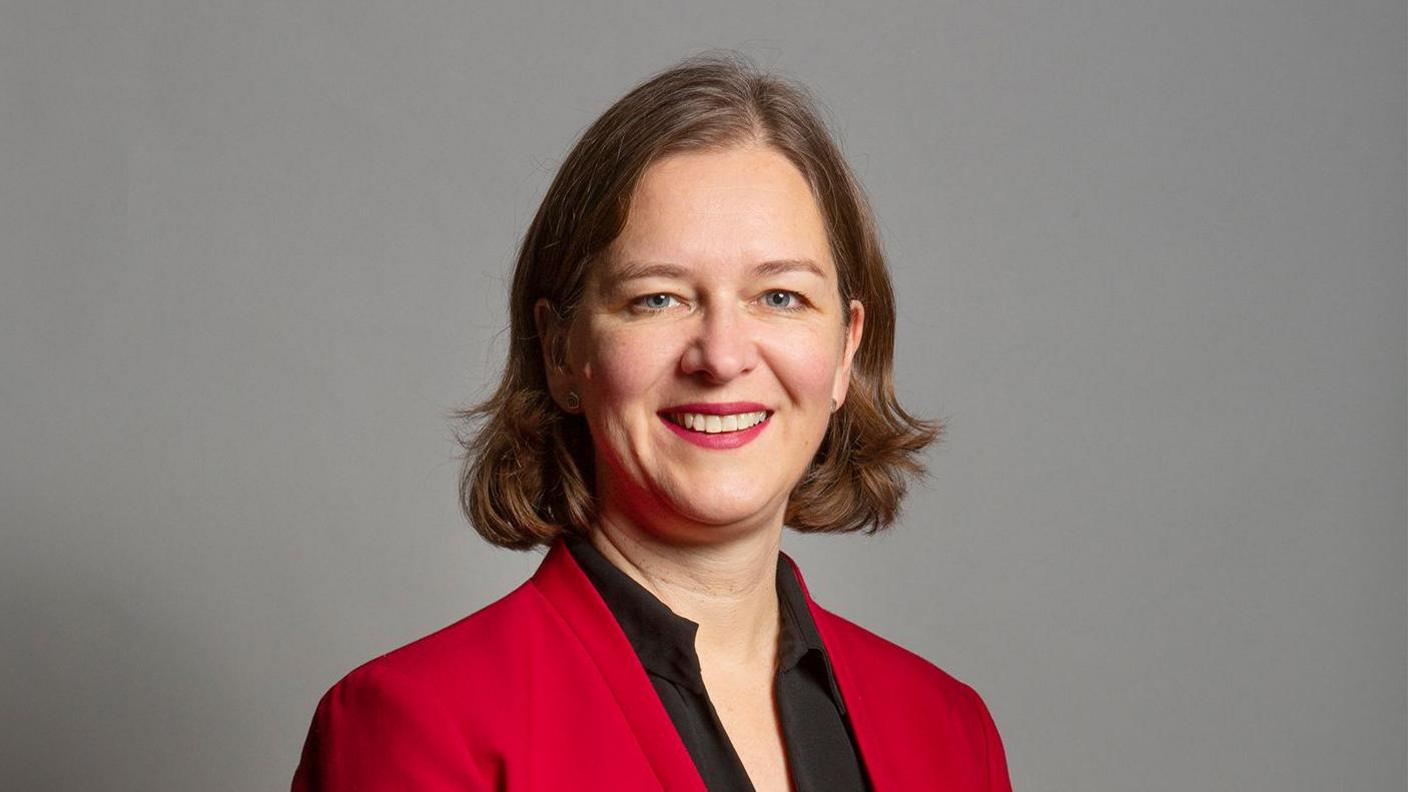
left=564, top=533, right=870, bottom=792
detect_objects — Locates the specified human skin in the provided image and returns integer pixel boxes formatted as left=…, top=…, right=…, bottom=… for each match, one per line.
left=534, top=142, right=864, bottom=791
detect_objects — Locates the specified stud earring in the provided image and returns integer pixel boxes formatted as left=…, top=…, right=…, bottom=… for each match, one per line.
left=564, top=391, right=580, bottom=411
left=830, top=398, right=838, bottom=413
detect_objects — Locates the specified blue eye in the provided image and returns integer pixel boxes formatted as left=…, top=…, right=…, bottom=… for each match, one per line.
left=634, top=293, right=679, bottom=312
left=763, top=290, right=806, bottom=311
left=632, top=291, right=806, bottom=313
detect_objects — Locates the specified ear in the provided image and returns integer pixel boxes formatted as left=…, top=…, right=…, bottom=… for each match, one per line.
left=831, top=299, right=865, bottom=410
left=533, top=297, right=575, bottom=410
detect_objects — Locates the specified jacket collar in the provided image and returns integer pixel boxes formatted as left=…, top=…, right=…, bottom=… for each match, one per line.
left=560, top=532, right=706, bottom=693
left=529, top=538, right=708, bottom=792
left=529, top=536, right=894, bottom=791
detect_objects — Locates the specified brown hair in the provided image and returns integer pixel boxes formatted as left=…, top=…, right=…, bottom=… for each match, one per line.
left=452, top=52, right=941, bottom=550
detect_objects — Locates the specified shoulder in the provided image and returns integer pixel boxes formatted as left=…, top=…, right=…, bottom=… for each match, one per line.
left=327, top=577, right=549, bottom=701
left=293, top=581, right=551, bottom=789
left=811, top=605, right=1012, bottom=789
left=812, top=603, right=996, bottom=723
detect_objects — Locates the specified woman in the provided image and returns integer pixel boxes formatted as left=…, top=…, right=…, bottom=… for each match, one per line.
left=293, top=53, right=1011, bottom=791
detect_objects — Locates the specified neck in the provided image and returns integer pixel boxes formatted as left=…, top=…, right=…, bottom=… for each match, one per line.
left=587, top=508, right=784, bottom=668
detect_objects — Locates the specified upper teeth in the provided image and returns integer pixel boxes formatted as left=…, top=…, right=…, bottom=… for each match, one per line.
left=671, top=411, right=768, bottom=433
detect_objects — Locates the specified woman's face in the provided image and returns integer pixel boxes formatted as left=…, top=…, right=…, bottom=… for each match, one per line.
left=542, top=144, right=864, bottom=543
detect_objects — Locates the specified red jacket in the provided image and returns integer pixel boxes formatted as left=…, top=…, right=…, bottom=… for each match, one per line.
left=293, top=538, right=1012, bottom=790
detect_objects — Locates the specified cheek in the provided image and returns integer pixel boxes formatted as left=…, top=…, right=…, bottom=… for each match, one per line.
left=766, top=326, right=846, bottom=398
left=583, top=327, right=679, bottom=403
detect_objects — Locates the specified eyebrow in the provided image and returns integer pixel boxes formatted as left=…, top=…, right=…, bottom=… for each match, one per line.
left=606, top=258, right=826, bottom=285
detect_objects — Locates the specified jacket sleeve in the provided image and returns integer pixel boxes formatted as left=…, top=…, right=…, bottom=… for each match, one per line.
left=963, top=684, right=1013, bottom=792
left=291, top=663, right=491, bottom=791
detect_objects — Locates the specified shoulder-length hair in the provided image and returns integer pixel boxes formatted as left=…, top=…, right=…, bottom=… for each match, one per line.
left=453, top=52, right=941, bottom=550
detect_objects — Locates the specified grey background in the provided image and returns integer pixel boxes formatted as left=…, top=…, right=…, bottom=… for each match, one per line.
left=2, top=1, right=1403, bottom=789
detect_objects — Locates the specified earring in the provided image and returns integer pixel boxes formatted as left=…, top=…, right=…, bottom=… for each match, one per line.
left=564, top=391, right=580, bottom=411
left=830, top=398, right=838, bottom=413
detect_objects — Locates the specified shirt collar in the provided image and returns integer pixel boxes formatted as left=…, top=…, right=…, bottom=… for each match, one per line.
left=774, top=550, right=848, bottom=715
left=564, top=532, right=846, bottom=714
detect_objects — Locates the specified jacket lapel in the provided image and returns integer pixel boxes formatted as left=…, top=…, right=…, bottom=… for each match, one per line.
left=530, top=539, right=708, bottom=792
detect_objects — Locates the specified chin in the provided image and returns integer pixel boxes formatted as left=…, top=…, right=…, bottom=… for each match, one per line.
left=663, top=490, right=781, bottom=533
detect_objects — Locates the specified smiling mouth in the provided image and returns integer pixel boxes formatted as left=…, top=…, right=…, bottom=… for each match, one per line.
left=663, top=410, right=771, bottom=434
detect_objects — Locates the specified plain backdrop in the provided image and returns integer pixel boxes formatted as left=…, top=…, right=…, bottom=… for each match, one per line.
left=2, top=1, right=1403, bottom=789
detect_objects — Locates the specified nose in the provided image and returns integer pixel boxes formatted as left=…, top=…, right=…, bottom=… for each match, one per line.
left=679, top=301, right=759, bottom=383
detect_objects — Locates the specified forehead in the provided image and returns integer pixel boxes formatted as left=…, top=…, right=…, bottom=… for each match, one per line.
left=603, top=144, right=835, bottom=279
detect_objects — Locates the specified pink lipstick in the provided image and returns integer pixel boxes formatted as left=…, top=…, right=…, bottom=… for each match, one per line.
left=660, top=402, right=769, bottom=415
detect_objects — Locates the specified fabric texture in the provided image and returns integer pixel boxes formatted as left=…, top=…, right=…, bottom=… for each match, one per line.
left=292, top=537, right=1012, bottom=791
